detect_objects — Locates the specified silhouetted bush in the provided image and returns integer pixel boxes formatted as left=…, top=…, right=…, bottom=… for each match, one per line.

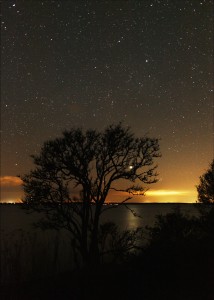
left=130, top=207, right=214, bottom=300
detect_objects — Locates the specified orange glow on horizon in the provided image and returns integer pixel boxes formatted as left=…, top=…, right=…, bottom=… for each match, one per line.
left=0, top=179, right=197, bottom=204
left=108, top=188, right=197, bottom=203
left=0, top=176, right=23, bottom=187
left=146, top=189, right=192, bottom=196
left=145, top=189, right=197, bottom=203
left=0, top=192, right=197, bottom=204
left=1, top=198, right=22, bottom=204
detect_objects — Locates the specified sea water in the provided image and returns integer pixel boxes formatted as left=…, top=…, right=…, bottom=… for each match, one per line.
left=0, top=203, right=200, bottom=283
left=0, top=203, right=199, bottom=232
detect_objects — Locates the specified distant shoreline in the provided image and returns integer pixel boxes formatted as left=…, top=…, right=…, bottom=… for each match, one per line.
left=0, top=202, right=200, bottom=205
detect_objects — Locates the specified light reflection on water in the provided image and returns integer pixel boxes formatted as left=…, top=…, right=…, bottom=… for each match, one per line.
left=101, top=203, right=199, bottom=230
left=0, top=203, right=200, bottom=283
left=0, top=203, right=199, bottom=232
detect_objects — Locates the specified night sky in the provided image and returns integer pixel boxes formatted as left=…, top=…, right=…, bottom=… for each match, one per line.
left=1, top=0, right=213, bottom=203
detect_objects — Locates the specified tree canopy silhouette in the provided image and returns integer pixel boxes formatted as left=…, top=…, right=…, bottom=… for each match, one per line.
left=21, top=123, right=161, bottom=264
left=197, top=159, right=214, bottom=204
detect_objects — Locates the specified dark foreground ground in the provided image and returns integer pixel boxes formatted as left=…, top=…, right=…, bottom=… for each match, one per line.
left=1, top=243, right=213, bottom=300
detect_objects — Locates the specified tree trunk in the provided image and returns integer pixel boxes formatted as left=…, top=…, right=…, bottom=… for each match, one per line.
left=88, top=203, right=101, bottom=265
left=81, top=196, right=90, bottom=265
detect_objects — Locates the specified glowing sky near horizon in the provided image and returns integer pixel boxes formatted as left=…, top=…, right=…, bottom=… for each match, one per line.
left=1, top=0, right=213, bottom=203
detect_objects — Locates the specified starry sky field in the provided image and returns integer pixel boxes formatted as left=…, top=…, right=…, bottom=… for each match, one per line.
left=1, top=0, right=213, bottom=203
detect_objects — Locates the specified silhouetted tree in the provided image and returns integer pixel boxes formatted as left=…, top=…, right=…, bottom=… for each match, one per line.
left=145, top=208, right=199, bottom=249
left=196, top=159, right=214, bottom=204
left=21, top=123, right=160, bottom=265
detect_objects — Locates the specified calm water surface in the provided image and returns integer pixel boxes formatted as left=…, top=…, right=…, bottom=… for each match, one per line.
left=0, top=203, right=199, bottom=232
left=0, top=203, right=200, bottom=283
